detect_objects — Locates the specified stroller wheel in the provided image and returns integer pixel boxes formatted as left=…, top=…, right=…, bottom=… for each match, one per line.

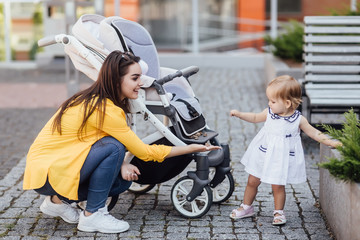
left=128, top=183, right=156, bottom=194
left=76, top=195, right=119, bottom=212
left=210, top=171, right=235, bottom=203
left=171, top=176, right=212, bottom=218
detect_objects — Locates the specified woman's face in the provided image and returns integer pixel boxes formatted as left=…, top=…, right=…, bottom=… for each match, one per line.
left=120, top=62, right=142, bottom=100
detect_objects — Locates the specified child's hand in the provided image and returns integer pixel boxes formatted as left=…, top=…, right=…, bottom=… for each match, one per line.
left=330, top=141, right=343, bottom=149
left=230, top=109, right=239, bottom=117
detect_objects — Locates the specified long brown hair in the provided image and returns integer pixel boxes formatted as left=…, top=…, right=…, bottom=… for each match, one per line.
left=52, top=51, right=140, bottom=139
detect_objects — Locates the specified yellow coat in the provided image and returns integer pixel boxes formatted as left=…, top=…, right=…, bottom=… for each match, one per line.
left=23, top=99, right=172, bottom=200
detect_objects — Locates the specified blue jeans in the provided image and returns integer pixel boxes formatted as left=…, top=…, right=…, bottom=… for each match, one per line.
left=35, top=136, right=132, bottom=212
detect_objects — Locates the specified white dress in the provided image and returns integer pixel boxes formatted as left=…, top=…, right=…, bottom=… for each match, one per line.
left=241, top=108, right=306, bottom=185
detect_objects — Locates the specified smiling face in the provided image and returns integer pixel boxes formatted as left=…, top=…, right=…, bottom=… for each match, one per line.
left=120, top=62, right=142, bottom=100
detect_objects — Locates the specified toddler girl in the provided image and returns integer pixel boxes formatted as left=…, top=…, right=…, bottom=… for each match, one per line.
left=229, top=75, right=341, bottom=225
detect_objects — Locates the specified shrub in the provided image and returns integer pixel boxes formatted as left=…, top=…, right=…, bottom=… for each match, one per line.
left=329, top=5, right=360, bottom=16
left=264, top=20, right=304, bottom=62
left=319, top=109, right=360, bottom=182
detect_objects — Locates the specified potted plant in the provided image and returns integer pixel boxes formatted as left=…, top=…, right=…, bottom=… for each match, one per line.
left=318, top=109, right=360, bottom=240
left=263, top=20, right=304, bottom=84
left=264, top=20, right=304, bottom=64
left=319, top=109, right=360, bottom=182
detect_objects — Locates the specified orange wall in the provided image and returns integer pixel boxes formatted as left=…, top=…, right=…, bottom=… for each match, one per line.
left=238, top=0, right=265, bottom=32
left=105, top=0, right=139, bottom=21
left=238, top=0, right=265, bottom=49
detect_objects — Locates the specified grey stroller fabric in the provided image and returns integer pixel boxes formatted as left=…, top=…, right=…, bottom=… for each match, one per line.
left=111, top=19, right=160, bottom=79
left=166, top=85, right=202, bottom=121
left=165, top=84, right=206, bottom=136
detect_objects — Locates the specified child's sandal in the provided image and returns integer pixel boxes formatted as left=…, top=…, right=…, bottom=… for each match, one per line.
left=272, top=210, right=286, bottom=225
left=229, top=203, right=255, bottom=219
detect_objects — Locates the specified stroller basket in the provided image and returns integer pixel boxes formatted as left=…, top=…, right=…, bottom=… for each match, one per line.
left=37, top=14, right=234, bottom=219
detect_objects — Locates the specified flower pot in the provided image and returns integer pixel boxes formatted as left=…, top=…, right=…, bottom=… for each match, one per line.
left=264, top=54, right=304, bottom=86
left=319, top=144, right=360, bottom=240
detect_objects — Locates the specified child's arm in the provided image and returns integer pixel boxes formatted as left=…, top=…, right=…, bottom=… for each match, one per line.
left=230, top=108, right=267, bottom=123
left=299, top=116, right=342, bottom=148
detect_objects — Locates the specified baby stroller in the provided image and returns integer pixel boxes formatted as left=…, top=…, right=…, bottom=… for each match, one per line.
left=38, top=14, right=234, bottom=218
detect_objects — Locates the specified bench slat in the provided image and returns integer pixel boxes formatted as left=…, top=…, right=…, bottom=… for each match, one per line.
left=305, top=65, right=360, bottom=73
left=305, top=83, right=360, bottom=89
left=304, top=45, right=360, bottom=53
left=305, top=75, right=360, bottom=82
left=305, top=26, right=360, bottom=34
left=306, top=91, right=360, bottom=98
left=304, top=16, right=360, bottom=25
left=304, top=55, right=360, bottom=63
left=304, top=35, right=360, bottom=43
left=309, top=99, right=360, bottom=106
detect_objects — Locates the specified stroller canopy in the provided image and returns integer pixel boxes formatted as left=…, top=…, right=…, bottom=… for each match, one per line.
left=70, top=14, right=160, bottom=81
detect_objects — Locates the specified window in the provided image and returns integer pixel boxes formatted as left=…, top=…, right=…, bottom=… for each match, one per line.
left=265, top=0, right=302, bottom=14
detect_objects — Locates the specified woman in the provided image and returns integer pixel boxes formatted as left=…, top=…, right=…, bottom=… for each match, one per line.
left=23, top=51, right=219, bottom=234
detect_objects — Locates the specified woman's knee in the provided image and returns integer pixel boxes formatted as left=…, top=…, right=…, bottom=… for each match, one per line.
left=96, top=136, right=126, bottom=161
left=99, top=137, right=125, bottom=151
left=81, top=137, right=126, bottom=178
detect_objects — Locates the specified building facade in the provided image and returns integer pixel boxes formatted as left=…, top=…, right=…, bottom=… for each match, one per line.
left=0, top=0, right=357, bottom=61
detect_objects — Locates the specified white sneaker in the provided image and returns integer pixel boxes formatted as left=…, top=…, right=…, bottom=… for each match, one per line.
left=40, top=196, right=80, bottom=224
left=77, top=206, right=129, bottom=233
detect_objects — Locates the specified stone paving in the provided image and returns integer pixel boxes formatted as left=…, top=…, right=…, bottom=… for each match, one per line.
left=0, top=65, right=335, bottom=239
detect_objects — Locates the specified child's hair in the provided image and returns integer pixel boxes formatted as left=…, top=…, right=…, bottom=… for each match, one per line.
left=267, top=75, right=302, bottom=111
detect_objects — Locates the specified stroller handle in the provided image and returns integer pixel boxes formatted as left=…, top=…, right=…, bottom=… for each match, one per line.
left=38, top=34, right=69, bottom=47
left=156, top=66, right=199, bottom=85
left=181, top=66, right=199, bottom=78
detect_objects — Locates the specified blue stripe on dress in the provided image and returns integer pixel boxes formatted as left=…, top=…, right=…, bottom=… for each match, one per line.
left=259, top=145, right=267, bottom=152
left=258, top=145, right=295, bottom=156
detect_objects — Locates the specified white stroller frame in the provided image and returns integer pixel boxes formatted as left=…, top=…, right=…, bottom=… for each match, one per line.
left=38, top=14, right=234, bottom=218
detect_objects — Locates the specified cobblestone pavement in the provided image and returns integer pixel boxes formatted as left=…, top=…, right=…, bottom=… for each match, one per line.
left=0, top=65, right=334, bottom=239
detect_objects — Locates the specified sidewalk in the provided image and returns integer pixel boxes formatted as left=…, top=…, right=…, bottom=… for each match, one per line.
left=0, top=62, right=334, bottom=239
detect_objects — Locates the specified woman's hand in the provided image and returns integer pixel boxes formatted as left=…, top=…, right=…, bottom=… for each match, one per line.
left=166, top=144, right=221, bottom=158
left=121, top=163, right=141, bottom=181
left=190, top=144, right=221, bottom=152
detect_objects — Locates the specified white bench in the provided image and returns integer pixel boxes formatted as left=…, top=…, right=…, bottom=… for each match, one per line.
left=302, top=16, right=360, bottom=123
